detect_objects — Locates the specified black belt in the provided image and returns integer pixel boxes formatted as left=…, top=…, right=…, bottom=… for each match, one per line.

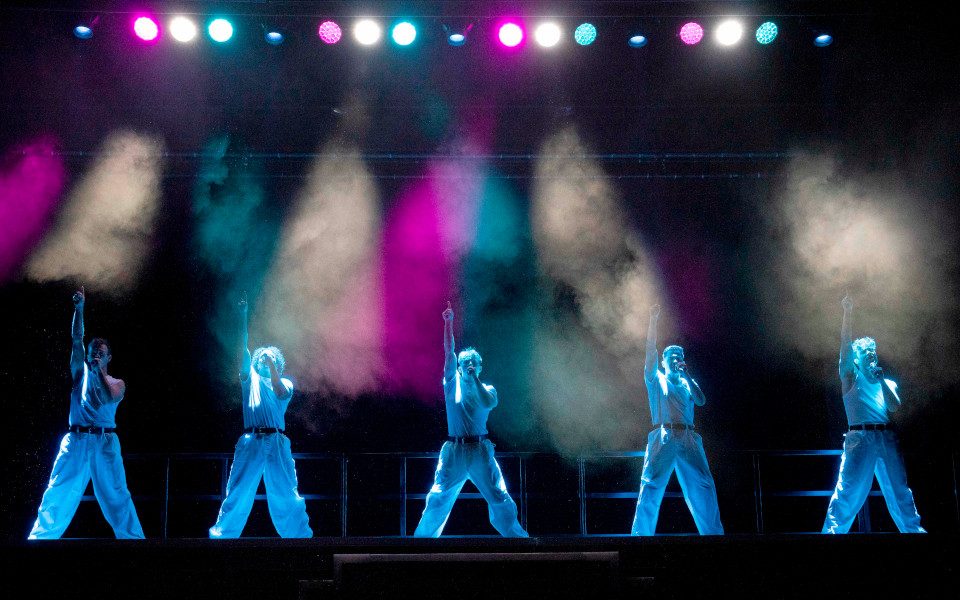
left=69, top=425, right=116, bottom=434
left=655, top=423, right=694, bottom=430
left=244, top=427, right=284, bottom=435
left=850, top=423, right=888, bottom=431
left=447, top=434, right=488, bottom=444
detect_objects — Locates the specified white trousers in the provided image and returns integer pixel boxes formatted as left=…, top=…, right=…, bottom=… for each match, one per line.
left=822, top=429, right=926, bottom=533
left=631, top=427, right=724, bottom=535
left=414, top=440, right=528, bottom=537
left=29, top=432, right=144, bottom=539
left=209, top=433, right=313, bottom=538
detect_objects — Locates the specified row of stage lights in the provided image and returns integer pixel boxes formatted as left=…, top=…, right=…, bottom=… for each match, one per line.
left=73, top=16, right=836, bottom=48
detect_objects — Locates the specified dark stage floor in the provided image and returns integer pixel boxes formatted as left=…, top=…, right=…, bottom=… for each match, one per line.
left=6, top=534, right=957, bottom=599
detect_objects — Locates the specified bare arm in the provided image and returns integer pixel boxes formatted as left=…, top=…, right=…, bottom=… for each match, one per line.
left=839, top=296, right=855, bottom=390
left=685, top=375, right=706, bottom=407
left=644, top=304, right=661, bottom=380
left=70, top=287, right=85, bottom=381
left=239, top=293, right=251, bottom=381
left=443, top=301, right=456, bottom=380
left=264, top=356, right=291, bottom=401
left=87, top=367, right=126, bottom=405
left=468, top=374, right=498, bottom=410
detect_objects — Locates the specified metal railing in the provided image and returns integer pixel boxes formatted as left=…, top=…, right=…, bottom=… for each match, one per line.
left=74, top=449, right=953, bottom=539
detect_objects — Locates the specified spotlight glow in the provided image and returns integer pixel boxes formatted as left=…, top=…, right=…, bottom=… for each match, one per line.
left=354, top=19, right=382, bottom=45
left=814, top=33, right=833, bottom=47
left=755, top=21, right=778, bottom=44
left=715, top=20, right=744, bottom=46
left=448, top=33, right=466, bottom=46
left=498, top=22, right=524, bottom=47
left=74, top=25, right=93, bottom=39
left=574, top=23, right=597, bottom=46
left=679, top=22, right=703, bottom=45
left=208, top=18, right=234, bottom=43
left=169, top=17, right=197, bottom=43
left=318, top=21, right=342, bottom=44
left=628, top=34, right=648, bottom=48
left=265, top=31, right=284, bottom=45
left=534, top=23, right=562, bottom=47
left=391, top=22, right=417, bottom=46
left=133, top=17, right=159, bottom=42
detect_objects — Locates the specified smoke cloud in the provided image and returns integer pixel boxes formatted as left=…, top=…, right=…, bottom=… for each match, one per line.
left=756, top=152, right=959, bottom=395
left=0, top=137, right=66, bottom=282
left=531, top=127, right=668, bottom=454
left=254, top=139, right=383, bottom=398
left=192, top=136, right=277, bottom=380
left=26, top=131, right=165, bottom=293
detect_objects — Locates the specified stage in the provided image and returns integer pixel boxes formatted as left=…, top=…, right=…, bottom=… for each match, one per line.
left=8, top=534, right=957, bottom=599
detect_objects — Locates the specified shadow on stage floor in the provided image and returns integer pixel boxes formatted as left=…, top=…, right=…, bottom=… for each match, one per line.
left=6, top=534, right=958, bottom=600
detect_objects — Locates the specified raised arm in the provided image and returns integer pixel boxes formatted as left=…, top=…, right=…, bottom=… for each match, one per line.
left=839, top=295, right=855, bottom=388
left=644, top=304, right=661, bottom=380
left=70, top=286, right=85, bottom=381
left=239, top=292, right=251, bottom=381
left=443, top=301, right=456, bottom=380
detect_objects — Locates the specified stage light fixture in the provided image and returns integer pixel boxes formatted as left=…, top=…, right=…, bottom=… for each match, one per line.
left=318, top=21, right=342, bottom=44
left=679, top=22, right=704, bottom=45
left=498, top=22, right=524, bottom=47
left=354, top=19, right=382, bottom=45
left=628, top=34, right=648, bottom=48
left=169, top=16, right=198, bottom=43
left=574, top=23, right=597, bottom=46
left=444, top=23, right=472, bottom=47
left=814, top=33, right=833, bottom=47
left=133, top=17, right=159, bottom=42
left=74, top=25, right=93, bottom=39
left=208, top=18, right=234, bottom=43
left=715, top=20, right=743, bottom=46
left=391, top=21, right=417, bottom=46
left=755, top=21, right=778, bottom=44
left=534, top=23, right=562, bottom=47
left=265, top=31, right=284, bottom=45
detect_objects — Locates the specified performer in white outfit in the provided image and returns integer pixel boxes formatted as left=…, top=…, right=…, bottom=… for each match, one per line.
left=413, top=302, right=528, bottom=537
left=631, top=304, right=723, bottom=536
left=29, top=286, right=144, bottom=539
left=821, top=295, right=925, bottom=534
left=209, top=294, right=312, bottom=538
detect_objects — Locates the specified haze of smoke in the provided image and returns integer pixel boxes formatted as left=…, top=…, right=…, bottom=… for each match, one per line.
left=254, top=139, right=383, bottom=397
left=26, top=131, right=165, bottom=293
left=758, top=152, right=959, bottom=394
left=531, top=127, right=667, bottom=453
left=192, top=136, right=276, bottom=381
left=0, top=137, right=66, bottom=282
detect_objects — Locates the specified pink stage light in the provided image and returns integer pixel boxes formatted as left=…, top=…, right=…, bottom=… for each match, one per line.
left=318, top=20, right=342, bottom=44
left=679, top=22, right=704, bottom=45
left=498, top=22, right=524, bottom=47
left=133, top=16, right=159, bottom=41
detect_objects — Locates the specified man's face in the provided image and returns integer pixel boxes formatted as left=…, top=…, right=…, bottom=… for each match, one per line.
left=255, top=351, right=276, bottom=378
left=459, top=354, right=481, bottom=377
left=87, top=343, right=110, bottom=368
left=855, top=344, right=878, bottom=372
left=662, top=350, right=685, bottom=376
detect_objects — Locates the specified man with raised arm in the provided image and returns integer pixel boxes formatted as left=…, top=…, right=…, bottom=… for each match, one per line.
left=209, top=293, right=312, bottom=538
left=631, top=304, right=723, bottom=536
left=821, top=296, right=925, bottom=533
left=413, top=302, right=528, bottom=537
left=29, top=287, right=144, bottom=539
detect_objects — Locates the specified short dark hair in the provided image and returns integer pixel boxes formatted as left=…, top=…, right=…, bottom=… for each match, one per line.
left=88, top=338, right=111, bottom=356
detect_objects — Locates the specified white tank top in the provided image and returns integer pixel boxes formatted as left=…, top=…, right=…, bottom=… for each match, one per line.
left=842, top=371, right=889, bottom=426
